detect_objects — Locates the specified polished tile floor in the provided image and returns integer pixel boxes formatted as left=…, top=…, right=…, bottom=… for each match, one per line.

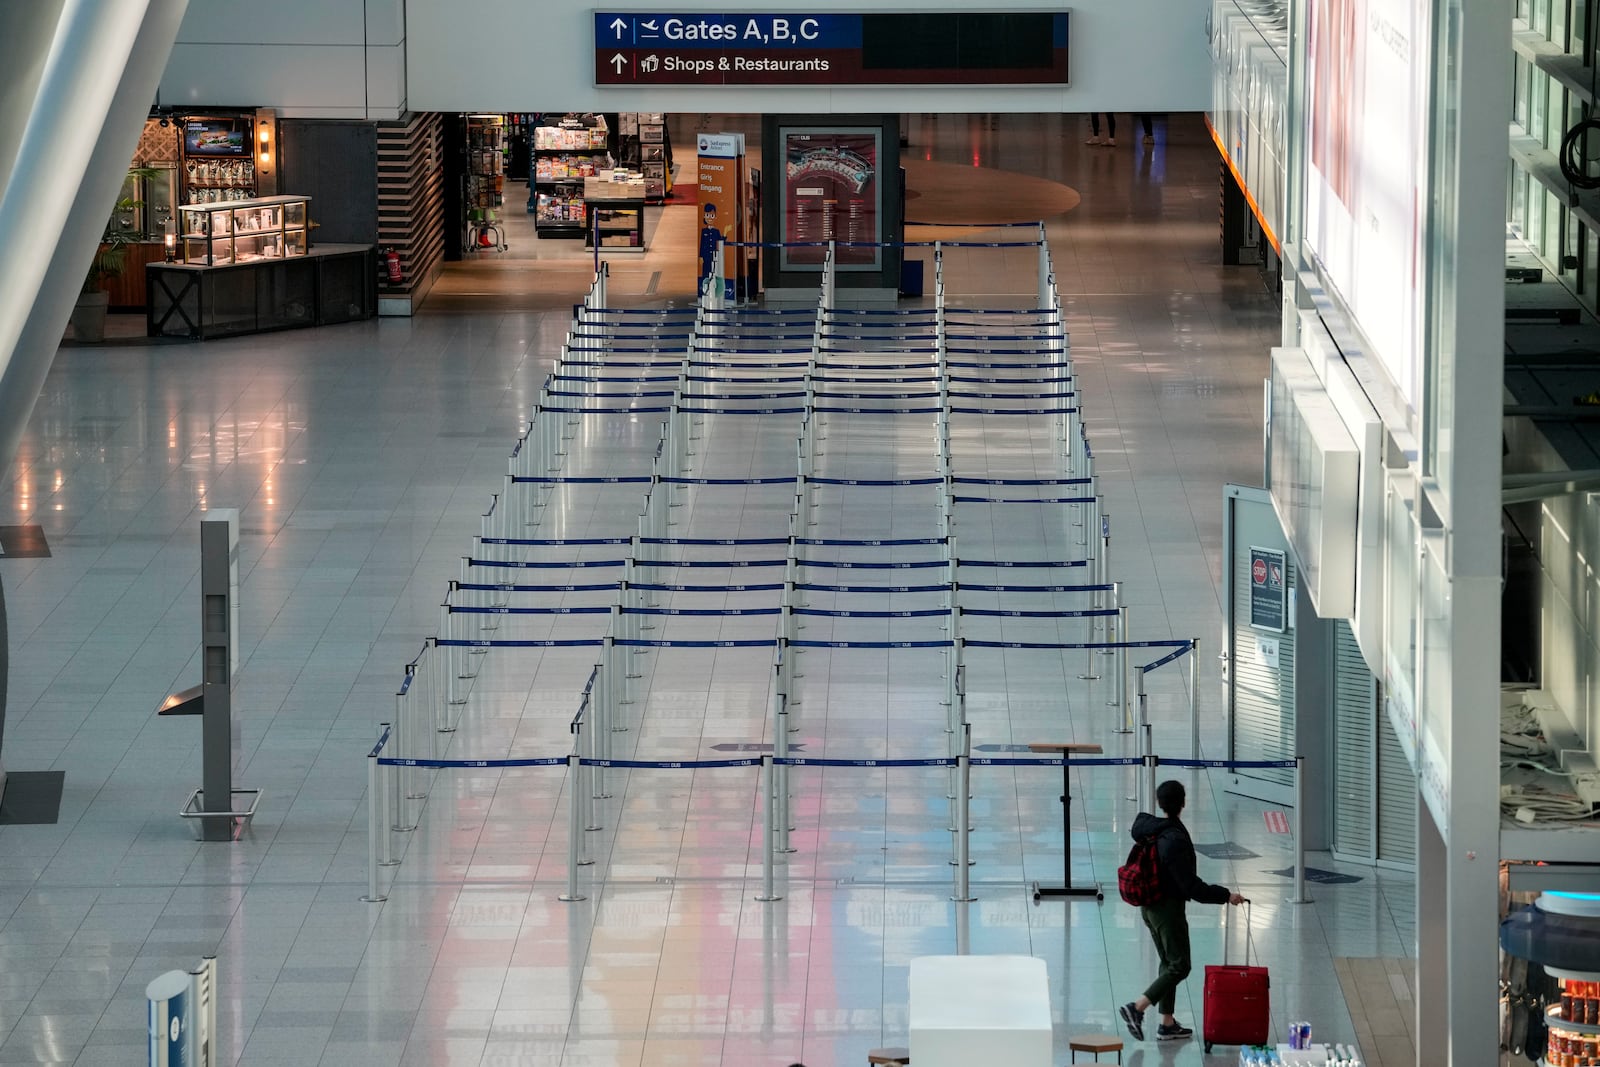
left=0, top=113, right=1414, bottom=1066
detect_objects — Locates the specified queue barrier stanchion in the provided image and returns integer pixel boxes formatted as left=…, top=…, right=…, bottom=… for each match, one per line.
left=1138, top=670, right=1153, bottom=812
left=363, top=724, right=391, bottom=902
left=1190, top=638, right=1201, bottom=759
left=1292, top=754, right=1309, bottom=904
left=953, top=725, right=975, bottom=902
left=756, top=753, right=780, bottom=901
left=560, top=750, right=587, bottom=902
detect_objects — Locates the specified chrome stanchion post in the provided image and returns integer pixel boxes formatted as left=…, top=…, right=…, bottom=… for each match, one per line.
left=560, top=752, right=588, bottom=902
left=1291, top=754, right=1311, bottom=904
left=756, top=754, right=781, bottom=901
left=376, top=723, right=396, bottom=869
left=1138, top=670, right=1154, bottom=812
left=1189, top=639, right=1201, bottom=759
left=776, top=692, right=793, bottom=854
left=1108, top=582, right=1125, bottom=711
left=953, top=736, right=975, bottom=902
left=363, top=733, right=386, bottom=902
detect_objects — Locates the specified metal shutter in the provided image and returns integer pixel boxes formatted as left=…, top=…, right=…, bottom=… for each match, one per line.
left=1230, top=537, right=1296, bottom=791
left=1332, top=620, right=1376, bottom=860
left=1376, top=695, right=1418, bottom=865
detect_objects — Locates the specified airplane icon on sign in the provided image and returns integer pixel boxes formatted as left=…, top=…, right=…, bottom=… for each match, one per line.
left=639, top=18, right=659, bottom=36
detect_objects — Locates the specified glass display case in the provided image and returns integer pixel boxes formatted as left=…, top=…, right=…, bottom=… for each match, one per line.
left=178, top=195, right=309, bottom=266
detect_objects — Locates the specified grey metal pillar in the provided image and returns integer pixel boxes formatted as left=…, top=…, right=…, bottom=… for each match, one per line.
left=200, top=510, right=241, bottom=841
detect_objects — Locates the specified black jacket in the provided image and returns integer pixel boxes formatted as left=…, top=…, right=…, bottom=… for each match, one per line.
left=1130, top=812, right=1231, bottom=906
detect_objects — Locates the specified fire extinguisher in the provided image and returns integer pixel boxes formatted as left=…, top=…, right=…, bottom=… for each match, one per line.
left=383, top=246, right=402, bottom=285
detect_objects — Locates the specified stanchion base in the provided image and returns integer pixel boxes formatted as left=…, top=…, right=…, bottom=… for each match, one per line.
left=437, top=725, right=456, bottom=733
left=1114, top=728, right=1133, bottom=735
left=947, top=859, right=977, bottom=866
left=950, top=894, right=977, bottom=903
left=361, top=893, right=388, bottom=903
left=1077, top=674, right=1101, bottom=681
left=379, top=858, right=401, bottom=868
left=1032, top=882, right=1103, bottom=902
left=755, top=893, right=783, bottom=902
left=558, top=893, right=588, bottom=902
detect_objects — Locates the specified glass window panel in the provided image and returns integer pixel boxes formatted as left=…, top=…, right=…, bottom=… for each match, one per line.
left=1419, top=536, right=1451, bottom=752
left=1384, top=481, right=1421, bottom=749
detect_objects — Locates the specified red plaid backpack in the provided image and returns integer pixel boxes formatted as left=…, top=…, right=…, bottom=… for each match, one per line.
left=1117, top=834, right=1164, bottom=906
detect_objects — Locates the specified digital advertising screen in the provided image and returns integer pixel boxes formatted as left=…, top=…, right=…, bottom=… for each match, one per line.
left=183, top=120, right=248, bottom=156
left=1303, top=0, right=1431, bottom=412
left=780, top=127, right=880, bottom=270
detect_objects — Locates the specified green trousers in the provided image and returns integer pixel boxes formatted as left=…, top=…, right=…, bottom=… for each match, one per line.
left=1140, top=895, right=1192, bottom=1015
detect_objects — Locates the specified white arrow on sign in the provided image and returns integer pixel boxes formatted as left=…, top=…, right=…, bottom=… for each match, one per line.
left=610, top=16, right=628, bottom=38
left=610, top=53, right=628, bottom=74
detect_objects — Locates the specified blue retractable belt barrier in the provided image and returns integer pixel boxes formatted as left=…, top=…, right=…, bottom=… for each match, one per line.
left=435, top=637, right=604, bottom=647
left=455, top=581, right=617, bottom=593
left=512, top=475, right=652, bottom=484
left=972, top=756, right=1143, bottom=768
left=478, top=536, right=630, bottom=546
left=798, top=559, right=948, bottom=570
left=794, top=536, right=946, bottom=546
left=953, top=477, right=1091, bottom=486
left=586, top=757, right=762, bottom=769
left=659, top=476, right=795, bottom=485
left=957, top=583, right=1110, bottom=593
left=466, top=558, right=625, bottom=569
left=797, top=583, right=949, bottom=593
left=949, top=406, right=1076, bottom=415
left=378, top=756, right=568, bottom=768
left=614, top=638, right=775, bottom=648
left=960, top=559, right=1089, bottom=568
left=636, top=558, right=786, bottom=568
left=777, top=757, right=954, bottom=767
left=447, top=605, right=610, bottom=615
left=951, top=496, right=1096, bottom=505
left=631, top=582, right=786, bottom=592
left=789, top=639, right=952, bottom=649
left=793, top=607, right=949, bottom=618
left=641, top=536, right=791, bottom=546
left=812, top=406, right=944, bottom=415
left=807, top=476, right=943, bottom=486
left=959, top=607, right=1117, bottom=618
left=623, top=606, right=783, bottom=616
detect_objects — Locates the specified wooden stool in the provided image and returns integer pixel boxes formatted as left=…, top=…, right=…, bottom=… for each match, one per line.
left=1068, top=1033, right=1124, bottom=1063
left=867, top=1048, right=910, bottom=1066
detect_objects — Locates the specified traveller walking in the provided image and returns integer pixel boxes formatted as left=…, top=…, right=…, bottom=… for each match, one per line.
left=1118, top=780, right=1247, bottom=1041
left=1086, top=113, right=1117, bottom=147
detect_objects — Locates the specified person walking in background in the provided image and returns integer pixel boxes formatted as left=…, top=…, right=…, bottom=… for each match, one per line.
left=1119, top=780, right=1247, bottom=1042
left=1137, top=113, right=1155, bottom=145
left=1086, top=113, right=1117, bottom=146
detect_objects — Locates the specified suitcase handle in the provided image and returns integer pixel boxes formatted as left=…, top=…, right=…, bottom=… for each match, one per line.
left=1224, top=898, right=1255, bottom=967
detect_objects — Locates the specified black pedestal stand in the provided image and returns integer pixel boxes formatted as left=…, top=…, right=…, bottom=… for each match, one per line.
left=1032, top=758, right=1103, bottom=901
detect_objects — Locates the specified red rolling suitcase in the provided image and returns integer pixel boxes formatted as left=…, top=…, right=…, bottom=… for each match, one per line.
left=1203, top=900, right=1270, bottom=1053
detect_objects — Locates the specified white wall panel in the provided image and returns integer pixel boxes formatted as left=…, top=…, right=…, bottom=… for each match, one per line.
left=366, top=46, right=406, bottom=121
left=404, top=0, right=1210, bottom=114
left=162, top=43, right=368, bottom=114
left=161, top=0, right=405, bottom=117
left=173, top=0, right=365, bottom=46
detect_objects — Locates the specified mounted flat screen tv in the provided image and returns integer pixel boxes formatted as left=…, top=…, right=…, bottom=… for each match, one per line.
left=183, top=119, right=248, bottom=156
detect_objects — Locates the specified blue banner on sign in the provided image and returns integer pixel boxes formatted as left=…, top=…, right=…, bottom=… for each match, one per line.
left=596, top=12, right=863, bottom=50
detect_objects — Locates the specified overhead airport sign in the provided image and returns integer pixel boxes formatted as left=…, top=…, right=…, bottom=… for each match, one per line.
left=593, top=12, right=1069, bottom=86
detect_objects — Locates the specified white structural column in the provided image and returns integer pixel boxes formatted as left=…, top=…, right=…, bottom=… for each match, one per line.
left=0, top=0, right=189, bottom=472
left=0, top=0, right=70, bottom=196
left=0, top=0, right=190, bottom=802
left=1415, top=0, right=1508, bottom=1063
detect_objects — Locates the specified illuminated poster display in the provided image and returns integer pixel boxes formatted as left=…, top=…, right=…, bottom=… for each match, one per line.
left=780, top=127, right=880, bottom=270
left=1304, top=0, right=1430, bottom=411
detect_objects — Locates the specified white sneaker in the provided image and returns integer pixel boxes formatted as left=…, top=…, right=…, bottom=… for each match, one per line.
left=1107, top=137, right=1117, bottom=146
left=1085, top=137, right=1102, bottom=145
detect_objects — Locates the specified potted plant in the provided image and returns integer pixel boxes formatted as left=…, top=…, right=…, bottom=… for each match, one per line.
left=71, top=166, right=160, bottom=343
